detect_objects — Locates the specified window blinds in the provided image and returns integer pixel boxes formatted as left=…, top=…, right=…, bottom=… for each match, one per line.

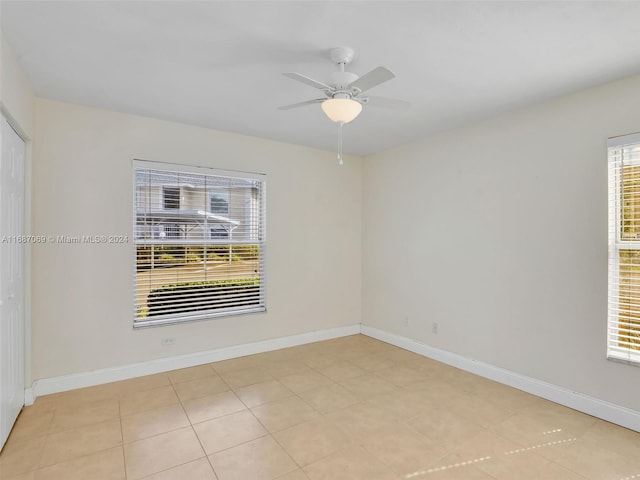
left=133, top=161, right=266, bottom=327
left=608, top=133, right=640, bottom=364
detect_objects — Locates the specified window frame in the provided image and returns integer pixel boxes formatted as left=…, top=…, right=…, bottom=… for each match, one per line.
left=133, top=160, right=267, bottom=328
left=607, top=132, right=640, bottom=365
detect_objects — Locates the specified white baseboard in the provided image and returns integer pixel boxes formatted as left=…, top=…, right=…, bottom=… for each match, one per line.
left=361, top=325, right=640, bottom=433
left=30, top=324, right=361, bottom=398
left=24, top=387, right=34, bottom=406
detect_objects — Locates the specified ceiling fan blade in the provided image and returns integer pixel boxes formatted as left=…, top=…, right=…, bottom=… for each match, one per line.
left=348, top=66, right=395, bottom=93
left=366, top=96, right=411, bottom=110
left=283, top=72, right=332, bottom=90
left=278, top=98, right=325, bottom=110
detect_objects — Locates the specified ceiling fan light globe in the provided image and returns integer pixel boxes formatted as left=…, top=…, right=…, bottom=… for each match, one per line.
left=321, top=98, right=362, bottom=123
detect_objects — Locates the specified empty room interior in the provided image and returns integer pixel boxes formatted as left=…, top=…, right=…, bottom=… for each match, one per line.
left=1, top=1, right=640, bottom=479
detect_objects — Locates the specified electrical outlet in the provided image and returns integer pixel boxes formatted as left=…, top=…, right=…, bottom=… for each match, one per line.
left=161, top=337, right=176, bottom=346
left=403, top=316, right=409, bottom=327
left=432, top=322, right=438, bottom=334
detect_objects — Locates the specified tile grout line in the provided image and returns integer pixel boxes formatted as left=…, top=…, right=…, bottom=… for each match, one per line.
left=179, top=364, right=229, bottom=480
left=118, top=398, right=127, bottom=480
left=172, top=373, right=209, bottom=469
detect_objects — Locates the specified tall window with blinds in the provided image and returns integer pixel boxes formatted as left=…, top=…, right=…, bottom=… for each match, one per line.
left=133, top=161, right=266, bottom=327
left=608, top=133, right=640, bottom=364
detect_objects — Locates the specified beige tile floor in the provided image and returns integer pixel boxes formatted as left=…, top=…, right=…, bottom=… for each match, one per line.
left=1, top=334, right=639, bottom=480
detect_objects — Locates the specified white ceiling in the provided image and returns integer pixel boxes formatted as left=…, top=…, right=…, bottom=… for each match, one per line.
left=3, top=1, right=640, bottom=156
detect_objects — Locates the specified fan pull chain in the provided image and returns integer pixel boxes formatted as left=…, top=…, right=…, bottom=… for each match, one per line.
left=338, top=121, right=344, bottom=166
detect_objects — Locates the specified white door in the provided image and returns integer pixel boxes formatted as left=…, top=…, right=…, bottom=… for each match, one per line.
left=0, top=115, right=26, bottom=450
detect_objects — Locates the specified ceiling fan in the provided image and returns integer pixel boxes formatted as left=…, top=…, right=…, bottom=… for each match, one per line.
left=279, top=46, right=410, bottom=124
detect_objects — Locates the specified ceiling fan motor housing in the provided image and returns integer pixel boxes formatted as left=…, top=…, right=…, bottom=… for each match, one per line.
left=329, top=71, right=359, bottom=90
left=329, top=47, right=358, bottom=91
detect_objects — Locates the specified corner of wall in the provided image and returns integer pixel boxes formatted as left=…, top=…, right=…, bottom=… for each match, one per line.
left=0, top=32, right=36, bottom=139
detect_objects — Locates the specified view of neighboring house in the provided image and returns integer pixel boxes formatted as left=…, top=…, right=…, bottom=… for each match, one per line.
left=134, top=169, right=260, bottom=244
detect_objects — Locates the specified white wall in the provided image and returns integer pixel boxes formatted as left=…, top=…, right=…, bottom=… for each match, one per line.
left=363, top=74, right=640, bottom=412
left=31, top=99, right=362, bottom=380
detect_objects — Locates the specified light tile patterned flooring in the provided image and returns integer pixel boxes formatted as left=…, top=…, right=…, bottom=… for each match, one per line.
left=1, top=334, right=639, bottom=480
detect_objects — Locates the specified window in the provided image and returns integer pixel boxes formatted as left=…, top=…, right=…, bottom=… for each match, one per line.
left=210, top=225, right=229, bottom=239
left=163, top=187, right=180, bottom=209
left=134, top=160, right=266, bottom=327
left=608, top=132, right=640, bottom=364
left=210, top=190, right=229, bottom=214
left=163, top=224, right=182, bottom=239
